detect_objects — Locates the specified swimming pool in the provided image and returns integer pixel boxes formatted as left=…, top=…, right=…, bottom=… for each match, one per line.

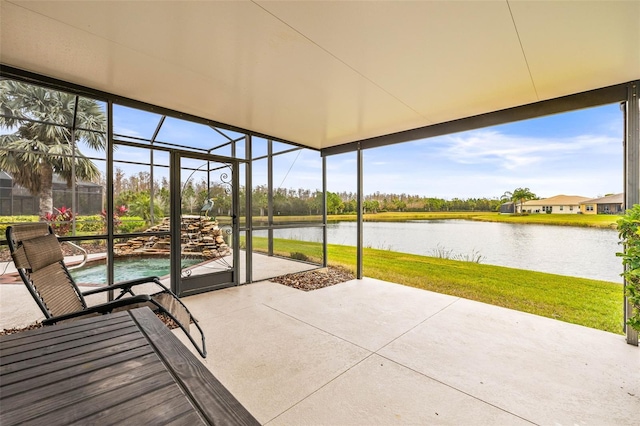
left=70, top=257, right=202, bottom=285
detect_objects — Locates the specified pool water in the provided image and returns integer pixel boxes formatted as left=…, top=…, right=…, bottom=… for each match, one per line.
left=70, top=257, right=201, bottom=285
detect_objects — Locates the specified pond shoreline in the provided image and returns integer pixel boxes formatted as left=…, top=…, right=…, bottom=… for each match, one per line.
left=326, top=212, right=619, bottom=229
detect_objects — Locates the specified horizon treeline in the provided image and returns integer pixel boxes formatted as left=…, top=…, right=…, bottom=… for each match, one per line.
left=109, top=169, right=501, bottom=217
left=328, top=191, right=501, bottom=214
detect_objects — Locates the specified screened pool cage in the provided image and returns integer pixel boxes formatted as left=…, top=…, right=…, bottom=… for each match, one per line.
left=0, top=76, right=328, bottom=296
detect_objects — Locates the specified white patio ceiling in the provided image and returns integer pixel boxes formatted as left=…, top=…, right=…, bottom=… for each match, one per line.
left=1, top=1, right=638, bottom=150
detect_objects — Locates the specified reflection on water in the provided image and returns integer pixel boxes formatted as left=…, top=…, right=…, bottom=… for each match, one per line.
left=265, top=220, right=622, bottom=283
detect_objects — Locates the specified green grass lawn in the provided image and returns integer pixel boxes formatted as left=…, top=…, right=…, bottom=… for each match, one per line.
left=250, top=237, right=623, bottom=334
left=469, top=212, right=619, bottom=228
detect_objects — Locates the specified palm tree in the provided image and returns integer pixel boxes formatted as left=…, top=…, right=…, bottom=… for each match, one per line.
left=0, top=80, right=106, bottom=216
left=502, top=187, right=537, bottom=214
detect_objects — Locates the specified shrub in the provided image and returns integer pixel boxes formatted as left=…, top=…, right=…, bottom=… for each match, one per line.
left=118, top=216, right=146, bottom=233
left=42, top=206, right=74, bottom=236
left=290, top=252, right=310, bottom=262
left=0, top=215, right=39, bottom=237
left=75, top=215, right=104, bottom=233
left=617, top=204, right=640, bottom=332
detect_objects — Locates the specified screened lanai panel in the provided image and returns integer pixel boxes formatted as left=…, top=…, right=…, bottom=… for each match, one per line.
left=252, top=158, right=268, bottom=226
left=326, top=152, right=358, bottom=270
left=252, top=137, right=269, bottom=159
left=272, top=149, right=323, bottom=224
left=113, top=145, right=170, bottom=232
left=235, top=138, right=246, bottom=161
left=272, top=227, right=324, bottom=266
left=154, top=116, right=238, bottom=154
left=249, top=231, right=319, bottom=282
left=0, top=78, right=108, bottom=239
left=0, top=150, right=106, bottom=241
left=208, top=141, right=232, bottom=158
left=113, top=104, right=165, bottom=143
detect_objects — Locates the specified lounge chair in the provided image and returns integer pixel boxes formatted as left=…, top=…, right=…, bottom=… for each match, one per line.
left=6, top=222, right=206, bottom=358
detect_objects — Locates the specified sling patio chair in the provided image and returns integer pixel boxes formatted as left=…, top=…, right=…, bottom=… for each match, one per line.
left=6, top=222, right=206, bottom=358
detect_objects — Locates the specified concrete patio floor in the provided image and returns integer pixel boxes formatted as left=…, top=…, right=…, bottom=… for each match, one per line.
left=1, top=268, right=638, bottom=424
left=178, top=278, right=639, bottom=425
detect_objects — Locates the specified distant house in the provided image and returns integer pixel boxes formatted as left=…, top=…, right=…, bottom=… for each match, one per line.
left=499, top=201, right=515, bottom=214
left=0, top=171, right=103, bottom=216
left=580, top=193, right=623, bottom=215
left=516, top=195, right=590, bottom=214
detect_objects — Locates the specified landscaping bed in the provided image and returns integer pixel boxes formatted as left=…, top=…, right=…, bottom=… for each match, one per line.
left=270, top=266, right=355, bottom=291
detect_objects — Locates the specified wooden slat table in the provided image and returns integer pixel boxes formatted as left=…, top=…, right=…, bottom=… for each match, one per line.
left=0, top=307, right=259, bottom=426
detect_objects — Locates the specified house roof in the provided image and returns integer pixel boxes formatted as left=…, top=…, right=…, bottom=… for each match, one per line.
left=580, top=193, right=624, bottom=205
left=523, top=195, right=591, bottom=206
left=1, top=1, right=638, bottom=151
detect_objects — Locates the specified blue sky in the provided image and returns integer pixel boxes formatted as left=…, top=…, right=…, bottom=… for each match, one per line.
left=328, top=103, right=623, bottom=199
left=93, top=103, right=623, bottom=201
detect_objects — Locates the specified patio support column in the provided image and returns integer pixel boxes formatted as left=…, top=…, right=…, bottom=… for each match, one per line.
left=624, top=81, right=639, bottom=346
left=268, top=140, right=274, bottom=256
left=322, top=156, right=328, bottom=267
left=357, top=144, right=363, bottom=279
left=169, top=152, right=182, bottom=296
left=246, top=135, right=253, bottom=284
left=106, top=101, right=115, bottom=298
left=232, top=159, right=240, bottom=287
left=70, top=96, right=78, bottom=235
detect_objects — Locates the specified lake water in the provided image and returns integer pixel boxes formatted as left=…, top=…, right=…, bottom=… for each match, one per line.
left=264, top=220, right=622, bottom=283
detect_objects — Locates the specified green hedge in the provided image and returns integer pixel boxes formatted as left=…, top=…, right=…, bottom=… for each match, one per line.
left=118, top=216, right=146, bottom=233
left=0, top=214, right=146, bottom=237
left=0, top=216, right=40, bottom=238
left=75, top=215, right=103, bottom=233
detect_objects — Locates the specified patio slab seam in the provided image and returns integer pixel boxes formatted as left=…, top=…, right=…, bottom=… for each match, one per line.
left=263, top=352, right=378, bottom=425
left=262, top=297, right=538, bottom=426
left=262, top=280, right=464, bottom=353
left=373, top=296, right=462, bottom=352
left=373, top=352, right=539, bottom=426
left=259, top=302, right=377, bottom=353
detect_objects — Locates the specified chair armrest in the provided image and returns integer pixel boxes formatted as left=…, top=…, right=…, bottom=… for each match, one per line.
left=42, top=294, right=152, bottom=325
left=81, top=276, right=161, bottom=296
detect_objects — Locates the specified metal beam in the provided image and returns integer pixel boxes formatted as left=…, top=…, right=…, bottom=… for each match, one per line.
left=624, top=81, right=639, bottom=346
left=322, top=82, right=631, bottom=157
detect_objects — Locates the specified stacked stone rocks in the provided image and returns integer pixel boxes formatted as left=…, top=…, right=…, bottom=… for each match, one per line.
left=113, top=215, right=231, bottom=259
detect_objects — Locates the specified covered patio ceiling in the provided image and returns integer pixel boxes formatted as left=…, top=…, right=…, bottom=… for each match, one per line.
left=1, top=1, right=638, bottom=151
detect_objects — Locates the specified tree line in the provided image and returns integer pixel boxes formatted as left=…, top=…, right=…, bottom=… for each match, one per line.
left=111, top=171, right=502, bottom=218
left=327, top=191, right=501, bottom=214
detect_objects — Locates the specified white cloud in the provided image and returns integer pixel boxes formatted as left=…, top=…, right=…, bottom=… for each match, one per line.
left=436, top=130, right=618, bottom=171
